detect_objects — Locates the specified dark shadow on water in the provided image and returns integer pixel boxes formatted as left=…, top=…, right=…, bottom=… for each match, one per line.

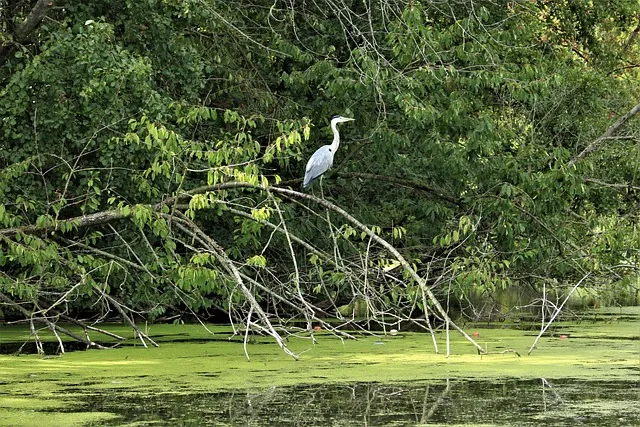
left=0, top=336, right=249, bottom=355
left=73, top=378, right=639, bottom=426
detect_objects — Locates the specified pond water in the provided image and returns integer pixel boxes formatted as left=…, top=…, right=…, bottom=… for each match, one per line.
left=1, top=307, right=638, bottom=426
left=76, top=378, right=640, bottom=426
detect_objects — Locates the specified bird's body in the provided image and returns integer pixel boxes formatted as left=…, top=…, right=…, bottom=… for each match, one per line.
left=303, top=115, right=354, bottom=188
left=303, top=145, right=335, bottom=187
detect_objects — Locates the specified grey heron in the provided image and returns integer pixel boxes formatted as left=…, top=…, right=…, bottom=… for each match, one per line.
left=303, top=115, right=354, bottom=188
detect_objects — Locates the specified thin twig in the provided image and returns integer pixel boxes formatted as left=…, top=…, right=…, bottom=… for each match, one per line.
left=528, top=273, right=591, bottom=355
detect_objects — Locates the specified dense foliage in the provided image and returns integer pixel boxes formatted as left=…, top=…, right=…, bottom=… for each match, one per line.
left=1, top=0, right=638, bottom=352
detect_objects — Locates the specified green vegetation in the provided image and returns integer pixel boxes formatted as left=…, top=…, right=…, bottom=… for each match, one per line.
left=1, top=1, right=639, bottom=353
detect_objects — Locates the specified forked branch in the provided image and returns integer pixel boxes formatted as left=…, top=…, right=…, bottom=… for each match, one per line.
left=187, top=183, right=486, bottom=354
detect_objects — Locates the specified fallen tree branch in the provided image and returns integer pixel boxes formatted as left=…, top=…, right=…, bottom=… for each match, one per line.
left=176, top=183, right=485, bottom=354
left=528, top=272, right=591, bottom=355
left=0, top=179, right=483, bottom=355
left=164, top=212, right=299, bottom=360
left=55, top=312, right=126, bottom=341
left=268, top=192, right=316, bottom=338
left=0, top=291, right=108, bottom=352
left=269, top=186, right=485, bottom=352
left=99, top=291, right=159, bottom=348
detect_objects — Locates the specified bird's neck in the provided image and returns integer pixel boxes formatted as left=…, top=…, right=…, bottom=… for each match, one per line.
left=330, top=121, right=340, bottom=151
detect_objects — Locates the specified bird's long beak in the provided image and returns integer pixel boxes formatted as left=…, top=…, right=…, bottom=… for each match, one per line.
left=342, top=117, right=355, bottom=122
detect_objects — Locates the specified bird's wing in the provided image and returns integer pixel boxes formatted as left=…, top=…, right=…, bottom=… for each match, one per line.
left=304, top=145, right=333, bottom=187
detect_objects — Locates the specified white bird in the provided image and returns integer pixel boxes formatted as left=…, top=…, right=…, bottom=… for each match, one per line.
left=303, top=115, right=355, bottom=188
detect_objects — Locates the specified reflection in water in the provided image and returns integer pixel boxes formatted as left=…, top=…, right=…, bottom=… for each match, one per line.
left=84, top=378, right=639, bottom=426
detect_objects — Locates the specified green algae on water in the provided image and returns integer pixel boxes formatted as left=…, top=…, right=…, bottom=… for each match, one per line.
left=0, top=307, right=638, bottom=426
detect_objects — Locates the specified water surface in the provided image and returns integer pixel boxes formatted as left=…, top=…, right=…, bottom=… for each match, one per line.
left=1, top=307, right=638, bottom=426
left=80, top=378, right=639, bottom=426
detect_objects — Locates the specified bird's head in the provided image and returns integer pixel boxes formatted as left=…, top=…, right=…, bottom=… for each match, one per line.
left=331, top=115, right=355, bottom=125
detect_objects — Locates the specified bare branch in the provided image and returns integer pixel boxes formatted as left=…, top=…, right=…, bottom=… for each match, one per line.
left=528, top=272, right=591, bottom=355
left=56, top=236, right=147, bottom=272
left=0, top=0, right=56, bottom=65
left=567, top=101, right=640, bottom=167
left=0, top=209, right=127, bottom=237
left=197, top=183, right=487, bottom=354
left=585, top=178, right=640, bottom=191
left=164, top=212, right=300, bottom=360
left=0, top=291, right=108, bottom=351
left=14, top=0, right=55, bottom=41
left=99, top=291, right=159, bottom=348
left=336, top=171, right=461, bottom=206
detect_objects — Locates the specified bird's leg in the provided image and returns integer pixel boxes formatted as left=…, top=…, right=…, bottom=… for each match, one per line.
left=319, top=175, right=325, bottom=199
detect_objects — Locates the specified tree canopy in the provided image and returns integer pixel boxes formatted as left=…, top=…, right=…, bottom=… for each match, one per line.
left=1, top=0, right=639, bottom=355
